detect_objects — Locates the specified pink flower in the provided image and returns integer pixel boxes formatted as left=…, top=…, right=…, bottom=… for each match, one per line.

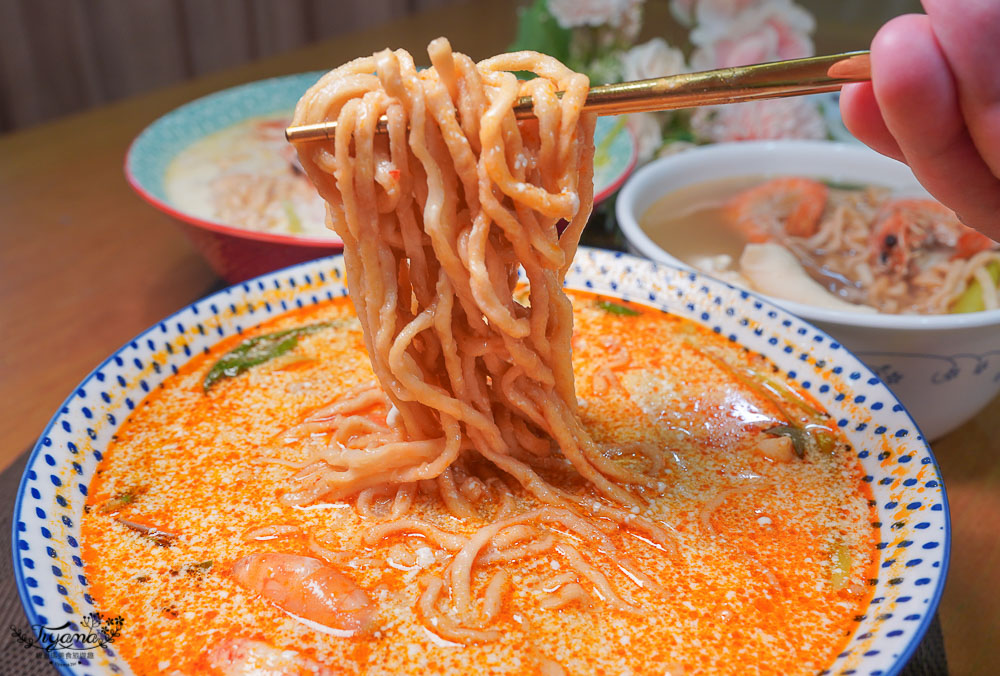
left=691, top=0, right=814, bottom=44
left=690, top=98, right=827, bottom=142
left=547, top=0, right=645, bottom=31
left=691, top=0, right=777, bottom=27
left=689, top=0, right=815, bottom=70
left=690, top=22, right=813, bottom=70
left=618, top=39, right=686, bottom=162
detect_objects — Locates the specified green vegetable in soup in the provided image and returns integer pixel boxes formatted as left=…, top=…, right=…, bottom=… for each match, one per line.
left=763, top=424, right=808, bottom=459
left=97, top=486, right=146, bottom=514
left=595, top=300, right=641, bottom=316
left=804, top=423, right=838, bottom=454
left=950, top=261, right=1000, bottom=313
left=830, top=539, right=852, bottom=591
left=282, top=200, right=304, bottom=234
left=691, top=342, right=842, bottom=460
left=203, top=322, right=335, bottom=391
left=821, top=179, right=867, bottom=192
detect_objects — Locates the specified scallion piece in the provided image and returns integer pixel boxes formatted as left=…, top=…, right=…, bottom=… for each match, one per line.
left=595, top=300, right=641, bottom=316
left=203, top=322, right=334, bottom=391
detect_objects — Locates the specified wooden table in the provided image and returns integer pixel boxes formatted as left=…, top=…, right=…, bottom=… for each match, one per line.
left=0, top=1, right=996, bottom=673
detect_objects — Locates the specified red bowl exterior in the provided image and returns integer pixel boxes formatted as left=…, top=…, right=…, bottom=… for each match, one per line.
left=125, top=112, right=635, bottom=284
left=125, top=147, right=343, bottom=283
left=173, top=218, right=343, bottom=283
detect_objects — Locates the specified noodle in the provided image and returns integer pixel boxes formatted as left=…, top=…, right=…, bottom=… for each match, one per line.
left=290, top=37, right=622, bottom=511
left=236, top=37, right=862, bottom=654
left=363, top=518, right=470, bottom=552
left=777, top=187, right=1000, bottom=313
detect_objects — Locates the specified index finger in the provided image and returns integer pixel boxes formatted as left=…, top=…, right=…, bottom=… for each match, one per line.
left=870, top=14, right=1000, bottom=237
left=922, top=0, right=1000, bottom=180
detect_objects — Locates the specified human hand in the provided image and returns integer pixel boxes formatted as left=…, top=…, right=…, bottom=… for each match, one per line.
left=839, top=0, right=1000, bottom=240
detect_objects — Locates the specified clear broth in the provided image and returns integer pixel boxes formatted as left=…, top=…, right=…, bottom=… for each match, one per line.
left=639, top=175, right=764, bottom=266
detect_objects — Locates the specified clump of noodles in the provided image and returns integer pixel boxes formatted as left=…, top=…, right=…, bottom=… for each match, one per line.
left=735, top=186, right=1000, bottom=314
left=798, top=189, right=1000, bottom=314
left=286, top=40, right=678, bottom=644
left=290, top=39, right=650, bottom=507
left=282, top=40, right=685, bottom=642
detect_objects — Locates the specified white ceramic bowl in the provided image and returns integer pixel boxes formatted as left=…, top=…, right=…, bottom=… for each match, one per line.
left=616, top=140, right=1000, bottom=441
left=15, top=249, right=948, bottom=675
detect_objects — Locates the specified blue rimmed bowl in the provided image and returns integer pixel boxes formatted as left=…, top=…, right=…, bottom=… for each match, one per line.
left=617, top=140, right=1000, bottom=441
left=14, top=248, right=947, bottom=675
left=126, top=73, right=636, bottom=283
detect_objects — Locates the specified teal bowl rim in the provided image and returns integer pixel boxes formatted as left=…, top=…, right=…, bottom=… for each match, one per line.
left=125, top=72, right=637, bottom=248
left=125, top=72, right=343, bottom=248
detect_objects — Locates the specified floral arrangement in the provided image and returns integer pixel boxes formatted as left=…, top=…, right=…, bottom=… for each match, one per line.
left=511, top=0, right=831, bottom=163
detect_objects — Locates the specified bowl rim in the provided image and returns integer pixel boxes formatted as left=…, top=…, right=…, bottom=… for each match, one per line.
left=125, top=74, right=638, bottom=248
left=12, top=247, right=951, bottom=676
left=616, top=139, right=1000, bottom=330
left=593, top=122, right=639, bottom=205
left=124, top=71, right=344, bottom=248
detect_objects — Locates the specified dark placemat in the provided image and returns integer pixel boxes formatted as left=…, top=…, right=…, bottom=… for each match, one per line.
left=0, top=446, right=948, bottom=674
left=3, top=450, right=59, bottom=675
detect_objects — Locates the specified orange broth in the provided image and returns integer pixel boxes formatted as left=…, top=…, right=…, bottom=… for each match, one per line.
left=81, top=290, right=877, bottom=674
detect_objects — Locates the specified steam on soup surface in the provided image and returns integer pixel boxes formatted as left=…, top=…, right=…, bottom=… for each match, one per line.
left=641, top=176, right=1000, bottom=315
left=81, top=290, right=878, bottom=675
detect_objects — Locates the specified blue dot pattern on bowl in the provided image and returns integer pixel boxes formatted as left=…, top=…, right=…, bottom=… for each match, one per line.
left=13, top=248, right=948, bottom=676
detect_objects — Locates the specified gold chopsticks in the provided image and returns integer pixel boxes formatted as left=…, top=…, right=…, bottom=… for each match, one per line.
left=285, top=50, right=870, bottom=143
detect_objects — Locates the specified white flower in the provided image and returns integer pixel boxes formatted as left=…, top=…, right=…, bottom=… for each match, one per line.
left=690, top=98, right=827, bottom=143
left=618, top=1, right=644, bottom=42
left=627, top=112, right=665, bottom=163
left=548, top=0, right=645, bottom=30
left=621, top=38, right=686, bottom=82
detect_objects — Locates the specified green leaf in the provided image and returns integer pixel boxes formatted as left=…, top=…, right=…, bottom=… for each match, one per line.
left=595, top=299, right=641, bottom=316
left=662, top=126, right=696, bottom=145
left=951, top=261, right=1000, bottom=313
left=97, top=487, right=146, bottom=514
left=186, top=560, right=213, bottom=575
left=830, top=539, right=852, bottom=591
left=804, top=423, right=838, bottom=454
left=763, top=424, right=808, bottom=459
left=203, top=322, right=334, bottom=391
left=821, top=179, right=867, bottom=191
left=510, top=0, right=571, bottom=63
left=661, top=112, right=697, bottom=145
